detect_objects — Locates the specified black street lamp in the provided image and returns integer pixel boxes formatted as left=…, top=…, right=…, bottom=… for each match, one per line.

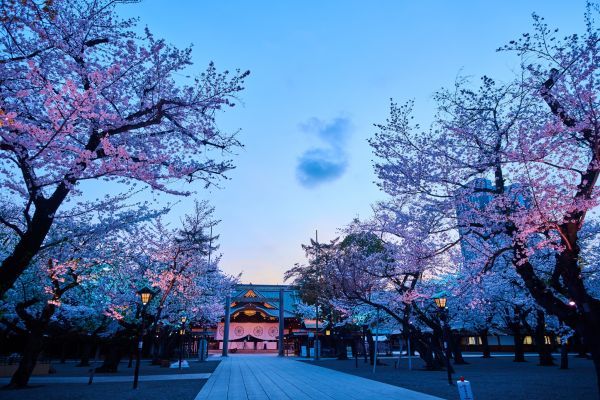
left=433, top=291, right=454, bottom=385
left=433, top=295, right=447, bottom=310
left=133, top=287, right=154, bottom=389
left=179, top=315, right=187, bottom=369
left=139, top=287, right=154, bottom=306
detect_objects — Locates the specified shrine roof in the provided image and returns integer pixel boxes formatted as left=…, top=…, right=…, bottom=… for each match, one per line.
left=231, top=284, right=300, bottom=317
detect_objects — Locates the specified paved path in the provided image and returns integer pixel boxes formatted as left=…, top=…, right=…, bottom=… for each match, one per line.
left=195, top=355, right=444, bottom=400
left=0, top=372, right=211, bottom=384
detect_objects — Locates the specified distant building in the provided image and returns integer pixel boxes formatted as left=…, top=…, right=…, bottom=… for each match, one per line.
left=215, top=284, right=301, bottom=352
left=455, top=178, right=496, bottom=266
left=455, top=178, right=531, bottom=271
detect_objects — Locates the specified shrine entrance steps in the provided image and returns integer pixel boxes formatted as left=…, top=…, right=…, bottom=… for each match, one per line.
left=194, top=355, right=443, bottom=400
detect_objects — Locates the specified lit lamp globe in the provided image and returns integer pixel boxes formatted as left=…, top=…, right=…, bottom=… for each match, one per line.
left=137, top=287, right=154, bottom=306
left=433, top=292, right=448, bottom=309
left=181, top=316, right=187, bottom=324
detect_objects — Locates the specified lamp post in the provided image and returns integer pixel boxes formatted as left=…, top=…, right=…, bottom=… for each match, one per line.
left=373, top=307, right=380, bottom=374
left=133, top=287, right=154, bottom=389
left=362, top=324, right=368, bottom=363
left=434, top=292, right=453, bottom=385
left=199, top=325, right=207, bottom=361
left=407, top=321, right=413, bottom=371
left=179, top=316, right=187, bottom=370
left=315, top=302, right=319, bottom=361
left=150, top=307, right=164, bottom=365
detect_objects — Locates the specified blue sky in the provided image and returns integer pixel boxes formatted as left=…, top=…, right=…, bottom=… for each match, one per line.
left=117, top=1, right=586, bottom=284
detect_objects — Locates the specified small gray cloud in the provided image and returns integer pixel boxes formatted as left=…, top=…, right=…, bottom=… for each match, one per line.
left=296, top=116, right=352, bottom=188
left=296, top=148, right=348, bottom=188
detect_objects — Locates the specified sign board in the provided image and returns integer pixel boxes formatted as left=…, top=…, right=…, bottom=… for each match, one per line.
left=457, top=380, right=474, bottom=400
left=301, top=346, right=307, bottom=357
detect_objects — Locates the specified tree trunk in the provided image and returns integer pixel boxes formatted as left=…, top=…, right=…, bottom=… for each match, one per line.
left=152, top=332, right=175, bottom=360
left=433, top=342, right=453, bottom=373
left=8, top=331, right=44, bottom=388
left=150, top=309, right=164, bottom=364
left=77, top=340, right=92, bottom=367
left=165, top=334, right=178, bottom=360
left=560, top=340, right=569, bottom=369
left=575, top=333, right=588, bottom=358
left=436, top=329, right=455, bottom=374
left=0, top=201, right=61, bottom=298
left=414, top=338, right=435, bottom=370
left=450, top=333, right=468, bottom=364
left=535, top=311, right=555, bottom=366
left=60, top=340, right=68, bottom=364
left=481, top=330, right=492, bottom=358
left=127, top=345, right=134, bottom=368
left=414, top=334, right=444, bottom=370
left=513, top=331, right=526, bottom=362
left=0, top=126, right=100, bottom=298
left=95, top=344, right=121, bottom=373
left=336, top=337, right=348, bottom=360
left=159, top=336, right=167, bottom=360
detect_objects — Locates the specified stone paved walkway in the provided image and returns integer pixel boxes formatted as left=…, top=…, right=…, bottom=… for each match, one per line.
left=195, top=355, right=444, bottom=400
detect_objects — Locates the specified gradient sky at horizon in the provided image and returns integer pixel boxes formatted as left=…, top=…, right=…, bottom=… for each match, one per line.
left=115, top=1, right=586, bottom=284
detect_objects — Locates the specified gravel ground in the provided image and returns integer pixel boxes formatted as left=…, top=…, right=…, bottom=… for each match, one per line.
left=0, top=380, right=206, bottom=400
left=43, top=358, right=220, bottom=376
left=301, top=354, right=597, bottom=400
left=0, top=359, right=219, bottom=400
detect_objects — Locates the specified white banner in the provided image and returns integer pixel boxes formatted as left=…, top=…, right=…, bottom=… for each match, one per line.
left=216, top=322, right=280, bottom=341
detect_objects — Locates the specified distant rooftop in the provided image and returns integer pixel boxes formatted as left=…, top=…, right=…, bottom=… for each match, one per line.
left=231, top=283, right=300, bottom=318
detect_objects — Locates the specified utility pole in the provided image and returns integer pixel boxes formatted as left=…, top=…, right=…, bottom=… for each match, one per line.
left=222, top=294, right=231, bottom=357
left=208, top=225, right=213, bottom=265
left=315, top=302, right=319, bottom=361
left=278, top=288, right=285, bottom=357
left=314, top=230, right=320, bottom=361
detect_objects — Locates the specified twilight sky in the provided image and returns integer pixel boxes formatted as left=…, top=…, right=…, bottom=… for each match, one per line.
left=116, top=1, right=585, bottom=284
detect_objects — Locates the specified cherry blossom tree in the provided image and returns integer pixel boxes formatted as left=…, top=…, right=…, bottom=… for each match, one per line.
left=95, top=201, right=235, bottom=370
left=288, top=222, right=456, bottom=370
left=0, top=0, right=249, bottom=297
left=0, top=202, right=147, bottom=387
left=369, top=4, right=600, bottom=391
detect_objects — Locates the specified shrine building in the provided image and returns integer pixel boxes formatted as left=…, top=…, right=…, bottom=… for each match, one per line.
left=216, top=284, right=301, bottom=354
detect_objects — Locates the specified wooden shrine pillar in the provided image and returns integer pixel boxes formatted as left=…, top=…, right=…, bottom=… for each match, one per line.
left=222, top=294, right=231, bottom=357
left=278, top=288, right=285, bottom=356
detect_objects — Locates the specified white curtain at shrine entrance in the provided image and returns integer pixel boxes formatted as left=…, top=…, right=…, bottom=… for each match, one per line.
left=217, top=322, right=280, bottom=350
left=216, top=322, right=280, bottom=341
